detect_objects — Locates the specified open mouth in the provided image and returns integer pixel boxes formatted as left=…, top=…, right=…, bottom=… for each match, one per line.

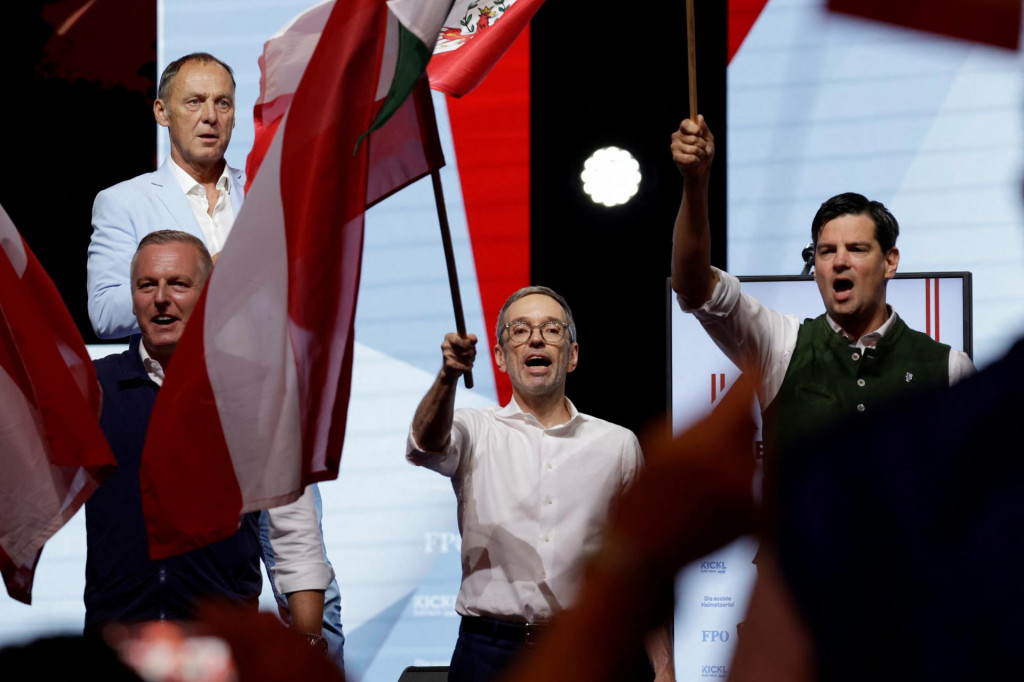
left=153, top=315, right=178, bottom=326
left=833, top=279, right=853, bottom=293
left=525, top=357, right=551, bottom=368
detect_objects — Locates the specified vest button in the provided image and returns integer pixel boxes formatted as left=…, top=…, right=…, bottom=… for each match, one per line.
left=857, top=403, right=866, bottom=412
left=851, top=352, right=861, bottom=361
left=857, top=378, right=866, bottom=387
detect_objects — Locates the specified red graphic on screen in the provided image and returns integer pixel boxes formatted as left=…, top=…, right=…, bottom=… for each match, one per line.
left=711, top=372, right=726, bottom=403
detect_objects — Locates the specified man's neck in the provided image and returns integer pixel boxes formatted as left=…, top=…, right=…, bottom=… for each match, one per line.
left=141, top=339, right=174, bottom=375
left=834, top=304, right=890, bottom=341
left=514, top=390, right=572, bottom=429
left=172, top=154, right=226, bottom=189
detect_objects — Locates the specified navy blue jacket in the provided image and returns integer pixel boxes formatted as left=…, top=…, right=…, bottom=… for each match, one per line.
left=84, top=336, right=261, bottom=630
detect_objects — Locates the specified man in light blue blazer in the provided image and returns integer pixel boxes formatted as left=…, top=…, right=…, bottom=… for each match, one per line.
left=85, top=52, right=345, bottom=668
left=87, top=156, right=245, bottom=339
left=87, top=52, right=244, bottom=341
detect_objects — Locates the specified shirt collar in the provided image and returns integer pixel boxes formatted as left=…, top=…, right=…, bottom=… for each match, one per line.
left=498, top=395, right=584, bottom=431
left=168, top=157, right=231, bottom=196
left=826, top=306, right=896, bottom=348
left=138, top=341, right=165, bottom=386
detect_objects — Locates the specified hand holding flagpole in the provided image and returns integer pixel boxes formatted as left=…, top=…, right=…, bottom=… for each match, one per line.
left=431, top=169, right=475, bottom=389
left=687, top=0, right=698, bottom=120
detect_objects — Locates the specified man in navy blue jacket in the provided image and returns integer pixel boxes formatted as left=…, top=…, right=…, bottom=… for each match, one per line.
left=86, top=231, right=332, bottom=649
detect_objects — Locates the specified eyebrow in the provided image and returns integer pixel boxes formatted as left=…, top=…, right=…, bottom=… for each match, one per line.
left=509, top=317, right=566, bottom=325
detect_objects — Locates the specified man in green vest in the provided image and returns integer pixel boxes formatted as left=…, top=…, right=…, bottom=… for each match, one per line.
left=669, top=115, right=975, bottom=465
left=669, top=113, right=978, bottom=679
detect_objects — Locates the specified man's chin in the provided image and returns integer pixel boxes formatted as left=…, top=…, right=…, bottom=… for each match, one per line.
left=511, top=376, right=564, bottom=398
left=142, top=335, right=180, bottom=355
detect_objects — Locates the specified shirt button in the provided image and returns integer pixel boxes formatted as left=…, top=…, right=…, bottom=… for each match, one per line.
left=546, top=462, right=553, bottom=470
left=851, top=352, right=860, bottom=361
left=541, top=572, right=547, bottom=580
left=857, top=378, right=866, bottom=387
left=543, top=534, right=551, bottom=542
left=545, top=497, right=553, bottom=505
left=857, top=403, right=865, bottom=412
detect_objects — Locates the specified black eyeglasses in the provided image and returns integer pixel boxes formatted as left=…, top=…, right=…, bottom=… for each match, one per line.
left=502, top=321, right=571, bottom=346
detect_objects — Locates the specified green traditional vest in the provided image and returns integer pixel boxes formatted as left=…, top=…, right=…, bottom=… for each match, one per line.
left=762, top=313, right=950, bottom=483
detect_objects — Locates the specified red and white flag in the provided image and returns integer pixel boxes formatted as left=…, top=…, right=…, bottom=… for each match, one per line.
left=140, top=0, right=449, bottom=559
left=428, top=0, right=544, bottom=97
left=0, top=204, right=116, bottom=603
left=247, top=0, right=445, bottom=202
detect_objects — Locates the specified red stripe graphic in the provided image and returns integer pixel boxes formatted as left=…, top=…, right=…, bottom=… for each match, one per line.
left=711, top=373, right=725, bottom=403
left=448, top=28, right=531, bottom=405
left=925, top=277, right=931, bottom=336
left=923, top=278, right=941, bottom=341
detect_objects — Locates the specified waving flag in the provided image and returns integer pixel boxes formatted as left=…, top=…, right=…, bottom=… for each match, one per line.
left=140, top=0, right=450, bottom=559
left=428, top=0, right=544, bottom=97
left=246, top=0, right=445, bottom=200
left=0, top=203, right=115, bottom=603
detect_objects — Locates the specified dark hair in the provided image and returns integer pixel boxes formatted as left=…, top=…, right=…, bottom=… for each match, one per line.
left=158, top=52, right=235, bottom=101
left=130, top=230, right=213, bottom=283
left=811, top=192, right=899, bottom=252
left=496, top=286, right=577, bottom=345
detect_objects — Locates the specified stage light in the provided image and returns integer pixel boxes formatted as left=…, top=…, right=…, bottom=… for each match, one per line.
left=581, top=146, right=641, bottom=207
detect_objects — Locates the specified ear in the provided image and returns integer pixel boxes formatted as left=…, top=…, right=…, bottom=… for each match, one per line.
left=884, top=246, right=899, bottom=279
left=154, top=99, right=170, bottom=128
left=493, top=343, right=507, bottom=374
left=567, top=342, right=579, bottom=373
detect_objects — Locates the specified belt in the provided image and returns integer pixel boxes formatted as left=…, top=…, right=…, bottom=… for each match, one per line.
left=459, top=615, right=549, bottom=646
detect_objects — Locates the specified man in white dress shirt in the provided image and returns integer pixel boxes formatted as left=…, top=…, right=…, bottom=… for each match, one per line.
left=407, top=286, right=673, bottom=682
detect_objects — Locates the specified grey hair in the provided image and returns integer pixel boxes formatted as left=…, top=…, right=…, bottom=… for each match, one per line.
left=130, top=230, right=213, bottom=284
left=495, top=286, right=577, bottom=345
left=158, top=52, right=235, bottom=101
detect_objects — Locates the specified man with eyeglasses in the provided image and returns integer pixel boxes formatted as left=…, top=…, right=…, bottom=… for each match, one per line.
left=407, top=286, right=672, bottom=682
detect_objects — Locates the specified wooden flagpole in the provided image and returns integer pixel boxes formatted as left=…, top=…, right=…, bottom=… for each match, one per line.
left=430, top=168, right=475, bottom=389
left=687, top=0, right=698, bottom=120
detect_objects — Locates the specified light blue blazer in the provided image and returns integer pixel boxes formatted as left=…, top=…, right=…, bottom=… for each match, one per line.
left=86, top=158, right=245, bottom=339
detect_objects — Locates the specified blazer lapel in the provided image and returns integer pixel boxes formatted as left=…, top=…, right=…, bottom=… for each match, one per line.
left=150, top=159, right=205, bottom=241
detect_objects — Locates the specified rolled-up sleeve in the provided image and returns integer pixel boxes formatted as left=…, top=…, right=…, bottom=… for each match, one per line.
left=406, top=411, right=470, bottom=478
left=264, top=485, right=335, bottom=595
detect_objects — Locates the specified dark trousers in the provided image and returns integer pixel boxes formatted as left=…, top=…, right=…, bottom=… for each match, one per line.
left=448, top=617, right=655, bottom=682
left=448, top=626, right=524, bottom=682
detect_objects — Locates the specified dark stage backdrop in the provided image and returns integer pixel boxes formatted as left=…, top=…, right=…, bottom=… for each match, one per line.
left=0, top=1, right=156, bottom=346
left=530, top=1, right=728, bottom=436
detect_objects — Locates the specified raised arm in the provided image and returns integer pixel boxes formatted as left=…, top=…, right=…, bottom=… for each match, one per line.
left=670, top=115, right=718, bottom=309
left=411, top=332, right=477, bottom=452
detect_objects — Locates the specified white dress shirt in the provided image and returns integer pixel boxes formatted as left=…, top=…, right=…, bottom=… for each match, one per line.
left=407, top=397, right=643, bottom=623
left=679, top=267, right=976, bottom=409
left=168, top=158, right=235, bottom=254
